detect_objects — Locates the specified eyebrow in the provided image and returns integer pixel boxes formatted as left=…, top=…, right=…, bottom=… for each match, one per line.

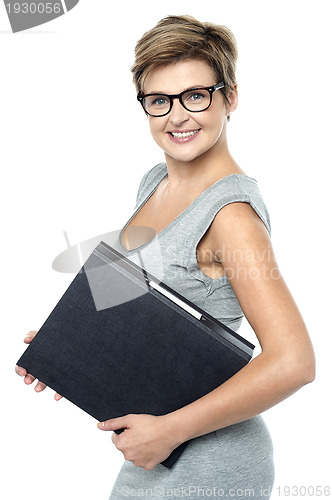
left=145, top=84, right=208, bottom=95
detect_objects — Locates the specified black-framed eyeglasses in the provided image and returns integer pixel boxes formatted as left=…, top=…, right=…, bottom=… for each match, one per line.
left=137, top=81, right=227, bottom=117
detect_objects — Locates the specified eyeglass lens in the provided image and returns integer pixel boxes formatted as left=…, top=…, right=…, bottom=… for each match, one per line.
left=143, top=89, right=212, bottom=116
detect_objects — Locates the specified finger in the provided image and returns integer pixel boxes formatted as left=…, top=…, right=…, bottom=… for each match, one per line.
left=111, top=432, right=119, bottom=446
left=24, top=373, right=36, bottom=385
left=54, top=393, right=63, bottom=401
left=24, top=330, right=38, bottom=343
left=97, top=416, right=129, bottom=431
left=15, top=365, right=27, bottom=377
left=34, top=381, right=47, bottom=392
left=15, top=366, right=38, bottom=386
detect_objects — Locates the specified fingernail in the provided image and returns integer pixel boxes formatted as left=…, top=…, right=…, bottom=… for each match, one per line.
left=97, top=422, right=105, bottom=429
left=18, top=371, right=24, bottom=377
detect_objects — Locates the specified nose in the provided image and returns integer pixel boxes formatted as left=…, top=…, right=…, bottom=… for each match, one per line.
left=169, top=98, right=190, bottom=127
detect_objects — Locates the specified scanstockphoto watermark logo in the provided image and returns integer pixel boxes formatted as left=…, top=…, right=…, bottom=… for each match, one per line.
left=118, top=485, right=273, bottom=497
left=52, top=228, right=166, bottom=313
left=51, top=225, right=282, bottom=313
left=3, top=0, right=79, bottom=33
left=192, top=244, right=281, bottom=282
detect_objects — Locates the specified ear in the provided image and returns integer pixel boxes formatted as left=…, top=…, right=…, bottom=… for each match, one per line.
left=228, top=82, right=238, bottom=116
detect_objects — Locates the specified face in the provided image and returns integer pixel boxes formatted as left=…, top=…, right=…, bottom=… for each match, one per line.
left=142, top=59, right=232, bottom=164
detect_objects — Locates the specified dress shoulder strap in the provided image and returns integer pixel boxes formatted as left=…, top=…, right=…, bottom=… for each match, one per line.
left=135, top=163, right=167, bottom=208
left=182, top=173, right=272, bottom=279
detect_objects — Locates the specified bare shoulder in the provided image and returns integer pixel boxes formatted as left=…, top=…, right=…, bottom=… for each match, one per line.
left=207, top=201, right=315, bottom=362
left=209, top=201, right=271, bottom=262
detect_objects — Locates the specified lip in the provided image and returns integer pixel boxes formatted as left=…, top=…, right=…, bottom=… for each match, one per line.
left=167, top=129, right=201, bottom=144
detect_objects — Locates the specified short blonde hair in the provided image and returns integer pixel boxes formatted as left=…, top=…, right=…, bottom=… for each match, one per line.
left=131, top=15, right=238, bottom=121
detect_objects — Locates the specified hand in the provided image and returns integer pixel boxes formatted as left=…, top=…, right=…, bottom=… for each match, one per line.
left=97, top=413, right=181, bottom=471
left=15, top=330, right=63, bottom=401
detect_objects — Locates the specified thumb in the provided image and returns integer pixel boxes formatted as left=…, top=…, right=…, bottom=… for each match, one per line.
left=97, top=416, right=129, bottom=431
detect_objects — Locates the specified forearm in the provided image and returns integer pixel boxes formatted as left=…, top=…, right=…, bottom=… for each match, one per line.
left=166, top=351, right=314, bottom=446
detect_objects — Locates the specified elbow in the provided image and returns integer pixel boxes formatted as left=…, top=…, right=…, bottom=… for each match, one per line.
left=300, top=344, right=316, bottom=385
left=278, top=333, right=316, bottom=387
left=271, top=347, right=316, bottom=390
left=305, top=359, right=316, bottom=383
left=299, top=363, right=315, bottom=385
left=288, top=352, right=316, bottom=388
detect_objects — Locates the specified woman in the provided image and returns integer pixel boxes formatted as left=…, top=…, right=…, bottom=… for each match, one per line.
left=17, top=15, right=315, bottom=499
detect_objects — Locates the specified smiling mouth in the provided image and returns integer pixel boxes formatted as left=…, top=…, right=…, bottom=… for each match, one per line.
left=169, top=129, right=200, bottom=138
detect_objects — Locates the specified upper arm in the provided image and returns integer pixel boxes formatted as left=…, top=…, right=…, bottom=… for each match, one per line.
left=210, top=202, right=314, bottom=365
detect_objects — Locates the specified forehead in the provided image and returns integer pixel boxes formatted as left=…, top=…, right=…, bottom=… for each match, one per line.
left=143, top=59, right=217, bottom=94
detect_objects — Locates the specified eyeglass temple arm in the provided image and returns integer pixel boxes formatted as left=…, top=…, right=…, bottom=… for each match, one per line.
left=215, top=82, right=231, bottom=106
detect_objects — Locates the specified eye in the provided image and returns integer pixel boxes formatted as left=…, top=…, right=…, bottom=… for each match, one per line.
left=183, top=89, right=210, bottom=104
left=187, top=92, right=205, bottom=101
left=150, top=96, right=170, bottom=107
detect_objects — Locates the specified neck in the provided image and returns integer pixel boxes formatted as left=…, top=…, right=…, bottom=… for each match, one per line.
left=163, top=132, right=243, bottom=192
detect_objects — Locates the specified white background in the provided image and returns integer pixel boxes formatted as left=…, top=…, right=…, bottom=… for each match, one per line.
left=1, top=1, right=331, bottom=499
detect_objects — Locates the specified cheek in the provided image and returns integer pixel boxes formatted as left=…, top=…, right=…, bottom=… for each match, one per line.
left=148, top=119, right=170, bottom=150
left=149, top=124, right=157, bottom=141
left=148, top=117, right=165, bottom=137
left=207, top=111, right=226, bottom=137
left=195, top=107, right=224, bottom=130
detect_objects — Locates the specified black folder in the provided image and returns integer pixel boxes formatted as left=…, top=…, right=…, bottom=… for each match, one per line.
left=17, top=241, right=255, bottom=469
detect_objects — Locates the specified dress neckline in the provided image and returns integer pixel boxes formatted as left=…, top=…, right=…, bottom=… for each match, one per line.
left=118, top=164, right=256, bottom=254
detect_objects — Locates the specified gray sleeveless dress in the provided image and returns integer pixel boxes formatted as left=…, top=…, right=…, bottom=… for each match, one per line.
left=109, top=162, right=275, bottom=499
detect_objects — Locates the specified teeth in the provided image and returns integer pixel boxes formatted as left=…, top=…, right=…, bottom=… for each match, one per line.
left=171, top=130, right=199, bottom=138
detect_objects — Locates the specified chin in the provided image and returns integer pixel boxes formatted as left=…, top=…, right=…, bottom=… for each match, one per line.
left=165, top=147, right=210, bottom=164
